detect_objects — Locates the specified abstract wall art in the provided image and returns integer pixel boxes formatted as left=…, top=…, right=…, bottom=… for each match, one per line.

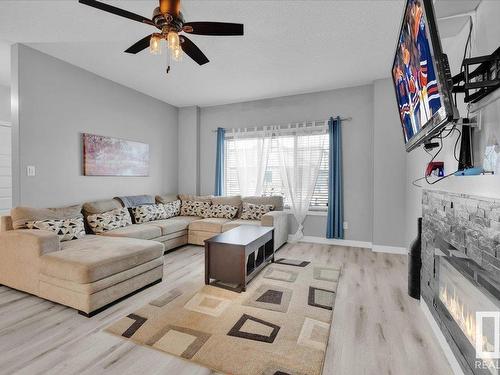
left=82, top=133, right=149, bottom=176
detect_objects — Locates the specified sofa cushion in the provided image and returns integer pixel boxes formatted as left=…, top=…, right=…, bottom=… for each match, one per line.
left=202, top=204, right=238, bottom=219
left=212, top=195, right=242, bottom=217
left=189, top=218, right=231, bottom=233
left=146, top=216, right=201, bottom=236
left=188, top=230, right=217, bottom=246
left=39, top=257, right=163, bottom=294
left=41, top=236, right=164, bottom=283
left=156, top=194, right=179, bottom=204
left=100, top=223, right=162, bottom=240
left=179, top=194, right=213, bottom=203
left=130, top=204, right=161, bottom=224
left=27, top=217, right=86, bottom=242
left=82, top=199, right=122, bottom=217
left=0, top=215, right=13, bottom=231
left=115, top=195, right=154, bottom=208
left=241, top=202, right=274, bottom=220
left=211, top=195, right=242, bottom=207
left=242, top=196, right=283, bottom=211
left=157, top=200, right=181, bottom=219
left=180, top=201, right=211, bottom=217
left=11, top=205, right=83, bottom=230
left=87, top=208, right=132, bottom=234
left=222, top=219, right=261, bottom=232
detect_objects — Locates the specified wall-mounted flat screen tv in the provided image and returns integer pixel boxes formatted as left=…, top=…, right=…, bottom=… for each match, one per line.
left=392, top=0, right=457, bottom=152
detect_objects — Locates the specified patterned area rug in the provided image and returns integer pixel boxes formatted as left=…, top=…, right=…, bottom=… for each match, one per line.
left=104, top=259, right=342, bottom=375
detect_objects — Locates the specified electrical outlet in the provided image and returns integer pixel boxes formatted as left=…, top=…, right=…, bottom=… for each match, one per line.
left=343, top=221, right=349, bottom=230
left=27, top=165, right=36, bottom=177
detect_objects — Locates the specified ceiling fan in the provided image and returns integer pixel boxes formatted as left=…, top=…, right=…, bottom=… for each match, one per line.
left=78, top=0, right=244, bottom=73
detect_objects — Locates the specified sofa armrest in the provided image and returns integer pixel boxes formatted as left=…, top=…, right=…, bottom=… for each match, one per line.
left=1, top=215, right=13, bottom=232
left=0, top=229, right=60, bottom=257
left=261, top=211, right=289, bottom=251
left=0, top=229, right=60, bottom=295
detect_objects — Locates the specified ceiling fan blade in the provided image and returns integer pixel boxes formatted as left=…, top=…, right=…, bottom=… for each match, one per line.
left=180, top=36, right=209, bottom=65
left=183, top=22, right=244, bottom=36
left=78, top=0, right=155, bottom=26
left=125, top=35, right=152, bottom=54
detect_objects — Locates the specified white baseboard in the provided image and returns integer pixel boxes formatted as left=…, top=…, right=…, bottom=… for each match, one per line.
left=372, top=244, right=407, bottom=254
left=420, top=299, right=465, bottom=375
left=290, top=235, right=372, bottom=249
left=291, top=236, right=408, bottom=254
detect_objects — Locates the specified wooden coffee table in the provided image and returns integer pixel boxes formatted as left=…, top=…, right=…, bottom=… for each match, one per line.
left=204, top=225, right=274, bottom=292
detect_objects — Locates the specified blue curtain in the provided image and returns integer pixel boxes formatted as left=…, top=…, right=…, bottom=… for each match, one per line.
left=214, top=127, right=225, bottom=196
left=327, top=117, right=344, bottom=239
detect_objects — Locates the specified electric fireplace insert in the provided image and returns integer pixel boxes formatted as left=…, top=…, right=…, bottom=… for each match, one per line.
left=434, top=237, right=500, bottom=375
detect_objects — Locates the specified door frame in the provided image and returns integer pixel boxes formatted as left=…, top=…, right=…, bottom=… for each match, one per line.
left=0, top=121, right=12, bottom=215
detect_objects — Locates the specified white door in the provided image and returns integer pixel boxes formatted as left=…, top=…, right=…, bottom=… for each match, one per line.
left=0, top=122, right=12, bottom=215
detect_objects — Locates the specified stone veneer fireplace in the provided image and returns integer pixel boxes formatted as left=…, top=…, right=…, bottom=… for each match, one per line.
left=422, top=190, right=500, bottom=375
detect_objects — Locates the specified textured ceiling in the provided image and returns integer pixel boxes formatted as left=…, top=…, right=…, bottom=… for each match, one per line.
left=0, top=0, right=482, bottom=106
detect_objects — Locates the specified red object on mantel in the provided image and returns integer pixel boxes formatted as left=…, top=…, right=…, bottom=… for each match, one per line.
left=426, top=161, right=445, bottom=177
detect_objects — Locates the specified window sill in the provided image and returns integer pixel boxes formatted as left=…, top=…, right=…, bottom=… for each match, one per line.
left=284, top=209, right=328, bottom=217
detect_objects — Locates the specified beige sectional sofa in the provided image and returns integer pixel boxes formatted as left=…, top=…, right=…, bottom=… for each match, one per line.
left=79, top=194, right=288, bottom=251
left=0, top=194, right=288, bottom=317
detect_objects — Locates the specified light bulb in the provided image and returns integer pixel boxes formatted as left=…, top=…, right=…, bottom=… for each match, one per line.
left=172, top=45, right=183, bottom=62
left=150, top=35, right=162, bottom=55
left=167, top=31, right=180, bottom=50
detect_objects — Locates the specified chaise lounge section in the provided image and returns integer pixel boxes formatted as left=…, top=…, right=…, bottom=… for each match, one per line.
left=0, top=215, right=164, bottom=316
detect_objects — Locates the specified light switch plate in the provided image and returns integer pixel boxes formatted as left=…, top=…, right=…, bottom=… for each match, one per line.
left=343, top=221, right=349, bottom=230
left=27, top=165, right=36, bottom=177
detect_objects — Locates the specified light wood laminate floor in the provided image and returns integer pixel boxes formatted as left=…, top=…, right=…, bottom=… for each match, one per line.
left=0, top=243, right=452, bottom=375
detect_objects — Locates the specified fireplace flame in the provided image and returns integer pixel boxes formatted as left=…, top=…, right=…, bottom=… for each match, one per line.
left=439, top=285, right=495, bottom=352
left=440, top=285, right=476, bottom=344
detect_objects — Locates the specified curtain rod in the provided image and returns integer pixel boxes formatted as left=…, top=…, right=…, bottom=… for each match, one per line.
left=211, top=117, right=352, bottom=133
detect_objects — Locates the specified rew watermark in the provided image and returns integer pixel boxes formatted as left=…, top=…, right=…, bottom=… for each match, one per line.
left=475, top=311, right=500, bottom=372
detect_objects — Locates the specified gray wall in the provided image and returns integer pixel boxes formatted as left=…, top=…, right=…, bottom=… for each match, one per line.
left=178, top=106, right=200, bottom=195
left=7, top=44, right=411, bottom=246
left=11, top=44, right=178, bottom=207
left=405, top=0, right=500, bottom=246
left=197, top=85, right=375, bottom=242
left=372, top=79, right=407, bottom=248
left=0, top=84, right=9, bottom=122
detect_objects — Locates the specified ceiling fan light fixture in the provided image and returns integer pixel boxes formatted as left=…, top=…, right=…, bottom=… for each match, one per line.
left=150, top=34, right=162, bottom=55
left=167, top=31, right=180, bottom=50
left=172, top=45, right=183, bottom=62
left=78, top=0, right=244, bottom=71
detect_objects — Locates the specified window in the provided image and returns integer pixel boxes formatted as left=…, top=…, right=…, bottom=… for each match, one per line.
left=224, top=131, right=329, bottom=211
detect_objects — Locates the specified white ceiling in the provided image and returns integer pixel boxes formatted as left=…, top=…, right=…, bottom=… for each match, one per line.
left=0, top=0, right=482, bottom=107
left=433, top=0, right=480, bottom=18
left=434, top=0, right=481, bottom=38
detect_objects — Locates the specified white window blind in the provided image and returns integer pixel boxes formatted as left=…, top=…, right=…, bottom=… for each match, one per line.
left=224, top=130, right=329, bottom=211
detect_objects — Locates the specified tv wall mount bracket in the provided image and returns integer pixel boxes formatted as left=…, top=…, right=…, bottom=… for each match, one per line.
left=451, top=45, right=500, bottom=104
left=423, top=45, right=499, bottom=171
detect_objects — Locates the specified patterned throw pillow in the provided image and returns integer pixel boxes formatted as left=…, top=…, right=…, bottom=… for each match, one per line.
left=157, top=200, right=181, bottom=220
left=87, top=208, right=132, bottom=234
left=180, top=200, right=211, bottom=217
left=130, top=205, right=159, bottom=224
left=27, top=217, right=86, bottom=242
left=202, top=204, right=239, bottom=219
left=240, top=202, right=274, bottom=220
